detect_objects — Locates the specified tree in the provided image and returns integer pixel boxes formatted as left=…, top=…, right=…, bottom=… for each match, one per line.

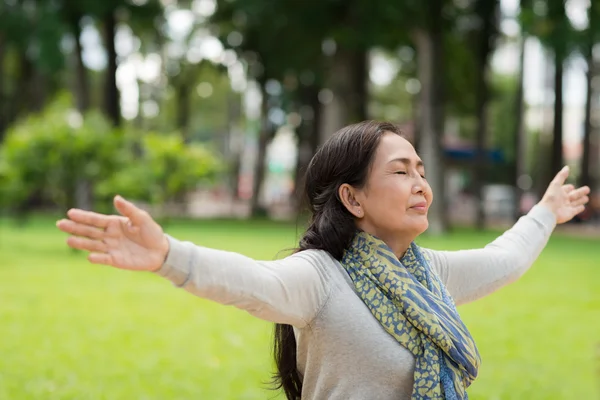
left=520, top=0, right=575, bottom=196
left=579, top=0, right=599, bottom=191
left=412, top=0, right=449, bottom=235
left=0, top=0, right=66, bottom=140
left=512, top=0, right=531, bottom=221
left=93, top=0, right=163, bottom=127
left=471, top=0, right=500, bottom=230
left=547, top=0, right=570, bottom=183
left=210, top=0, right=327, bottom=215
left=61, top=0, right=91, bottom=113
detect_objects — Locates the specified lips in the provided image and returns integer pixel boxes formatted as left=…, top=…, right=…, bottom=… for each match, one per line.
left=409, top=201, right=428, bottom=212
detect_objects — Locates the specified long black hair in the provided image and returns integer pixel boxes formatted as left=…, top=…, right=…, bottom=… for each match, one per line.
left=271, top=120, right=403, bottom=399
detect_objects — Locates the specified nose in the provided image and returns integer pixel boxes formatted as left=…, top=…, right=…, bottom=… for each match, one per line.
left=412, top=182, right=424, bottom=195
left=411, top=175, right=426, bottom=195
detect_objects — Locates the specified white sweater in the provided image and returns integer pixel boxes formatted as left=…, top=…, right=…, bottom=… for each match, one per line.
left=154, top=205, right=557, bottom=399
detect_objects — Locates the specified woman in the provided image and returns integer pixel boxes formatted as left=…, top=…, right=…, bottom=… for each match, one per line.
left=56, top=121, right=589, bottom=399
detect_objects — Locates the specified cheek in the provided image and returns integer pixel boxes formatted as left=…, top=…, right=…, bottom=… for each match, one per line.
left=364, top=180, right=414, bottom=214
left=398, top=182, right=415, bottom=201
left=424, top=182, right=434, bottom=203
left=383, top=183, right=414, bottom=212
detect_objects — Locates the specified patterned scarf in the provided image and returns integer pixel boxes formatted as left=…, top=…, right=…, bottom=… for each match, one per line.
left=341, top=231, right=481, bottom=399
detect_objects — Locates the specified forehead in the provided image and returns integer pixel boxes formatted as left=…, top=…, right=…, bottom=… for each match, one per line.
left=373, top=132, right=419, bottom=164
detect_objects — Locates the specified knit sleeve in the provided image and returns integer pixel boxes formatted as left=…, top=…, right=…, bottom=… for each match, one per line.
left=152, top=237, right=332, bottom=328
left=422, top=204, right=557, bottom=306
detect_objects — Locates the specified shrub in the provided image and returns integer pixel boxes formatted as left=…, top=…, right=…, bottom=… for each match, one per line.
left=0, top=96, right=222, bottom=218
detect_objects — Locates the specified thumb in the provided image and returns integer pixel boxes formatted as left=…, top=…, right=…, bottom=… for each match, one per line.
left=114, top=195, right=149, bottom=226
left=551, top=166, right=570, bottom=186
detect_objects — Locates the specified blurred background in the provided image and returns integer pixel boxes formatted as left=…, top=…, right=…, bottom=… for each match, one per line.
left=0, top=0, right=599, bottom=399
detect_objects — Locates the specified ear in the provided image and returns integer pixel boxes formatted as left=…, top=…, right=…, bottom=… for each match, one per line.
left=338, top=183, right=363, bottom=218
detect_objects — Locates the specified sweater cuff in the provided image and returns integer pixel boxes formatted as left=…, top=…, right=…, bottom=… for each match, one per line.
left=527, top=204, right=557, bottom=233
left=152, top=235, right=192, bottom=286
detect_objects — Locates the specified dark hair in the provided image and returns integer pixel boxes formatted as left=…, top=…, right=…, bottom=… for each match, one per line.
left=272, top=120, right=403, bottom=399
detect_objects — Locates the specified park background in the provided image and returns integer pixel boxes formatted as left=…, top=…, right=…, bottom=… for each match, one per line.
left=0, top=0, right=599, bottom=398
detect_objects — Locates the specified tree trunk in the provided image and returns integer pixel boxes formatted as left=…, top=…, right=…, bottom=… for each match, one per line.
left=411, top=95, right=421, bottom=152
left=18, top=58, right=47, bottom=114
left=580, top=55, right=593, bottom=190
left=3, top=50, right=29, bottom=130
left=250, top=84, right=271, bottom=217
left=308, top=87, right=322, bottom=155
left=413, top=6, right=447, bottom=235
left=67, top=14, right=93, bottom=211
left=103, top=11, right=120, bottom=127
left=473, top=0, right=498, bottom=231
left=226, top=91, right=243, bottom=199
left=580, top=5, right=596, bottom=191
left=134, top=79, right=144, bottom=129
left=293, top=85, right=322, bottom=208
left=231, top=154, right=242, bottom=200
left=176, top=81, right=190, bottom=141
left=319, top=48, right=368, bottom=143
left=551, top=53, right=564, bottom=181
left=15, top=51, right=35, bottom=116
left=0, top=33, right=6, bottom=142
left=70, top=15, right=90, bottom=113
left=513, top=33, right=527, bottom=221
left=354, top=50, right=368, bottom=122
left=30, top=69, right=47, bottom=112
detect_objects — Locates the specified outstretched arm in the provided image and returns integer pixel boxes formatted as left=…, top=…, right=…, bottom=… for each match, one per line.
left=425, top=166, right=590, bottom=306
left=155, top=236, right=331, bottom=327
left=57, top=196, right=331, bottom=328
left=424, top=204, right=555, bottom=305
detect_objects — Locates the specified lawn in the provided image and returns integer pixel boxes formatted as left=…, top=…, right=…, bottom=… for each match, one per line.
left=0, top=215, right=598, bottom=399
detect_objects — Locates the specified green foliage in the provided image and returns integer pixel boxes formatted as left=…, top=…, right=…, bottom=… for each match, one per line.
left=521, top=0, right=576, bottom=59
left=154, top=61, right=234, bottom=140
left=443, top=30, right=479, bottom=116
left=0, top=0, right=67, bottom=75
left=0, top=97, right=119, bottom=211
left=489, top=74, right=519, bottom=163
left=98, top=132, right=222, bottom=208
left=0, top=96, right=222, bottom=216
left=210, top=0, right=327, bottom=84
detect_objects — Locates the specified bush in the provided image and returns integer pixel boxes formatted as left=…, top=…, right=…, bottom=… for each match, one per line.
left=0, top=96, right=222, bottom=218
left=96, top=132, right=222, bottom=213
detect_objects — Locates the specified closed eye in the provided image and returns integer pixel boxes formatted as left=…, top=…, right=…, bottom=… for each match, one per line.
left=394, top=171, right=426, bottom=179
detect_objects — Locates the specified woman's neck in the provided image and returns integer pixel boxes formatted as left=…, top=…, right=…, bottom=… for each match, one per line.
left=386, top=238, right=412, bottom=259
left=357, top=223, right=415, bottom=259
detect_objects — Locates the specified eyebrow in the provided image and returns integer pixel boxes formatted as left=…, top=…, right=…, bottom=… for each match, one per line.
left=388, top=157, right=424, bottom=167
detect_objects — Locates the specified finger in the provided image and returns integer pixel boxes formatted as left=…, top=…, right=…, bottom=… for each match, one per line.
left=66, top=236, right=107, bottom=253
left=571, top=196, right=589, bottom=207
left=569, top=186, right=591, bottom=200
left=88, top=252, right=113, bottom=265
left=67, top=209, right=111, bottom=229
left=114, top=195, right=149, bottom=226
left=551, top=166, right=570, bottom=186
left=56, top=219, right=104, bottom=240
left=119, top=218, right=141, bottom=235
left=562, top=184, right=575, bottom=194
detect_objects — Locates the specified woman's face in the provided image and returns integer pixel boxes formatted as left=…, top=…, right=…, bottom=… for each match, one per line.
left=341, top=132, right=433, bottom=244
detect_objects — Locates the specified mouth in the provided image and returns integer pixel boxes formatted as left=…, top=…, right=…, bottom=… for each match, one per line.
left=409, top=202, right=428, bottom=212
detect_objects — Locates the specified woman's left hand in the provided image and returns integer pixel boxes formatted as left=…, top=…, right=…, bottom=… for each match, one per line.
left=539, top=166, right=591, bottom=224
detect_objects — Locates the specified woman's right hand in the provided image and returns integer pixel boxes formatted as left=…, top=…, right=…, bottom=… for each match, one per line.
left=56, top=195, right=170, bottom=272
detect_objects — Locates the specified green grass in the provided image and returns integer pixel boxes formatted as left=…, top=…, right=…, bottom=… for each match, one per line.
left=1, top=216, right=599, bottom=399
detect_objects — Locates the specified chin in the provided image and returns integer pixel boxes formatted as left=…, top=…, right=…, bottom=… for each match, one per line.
left=414, top=220, right=429, bottom=236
